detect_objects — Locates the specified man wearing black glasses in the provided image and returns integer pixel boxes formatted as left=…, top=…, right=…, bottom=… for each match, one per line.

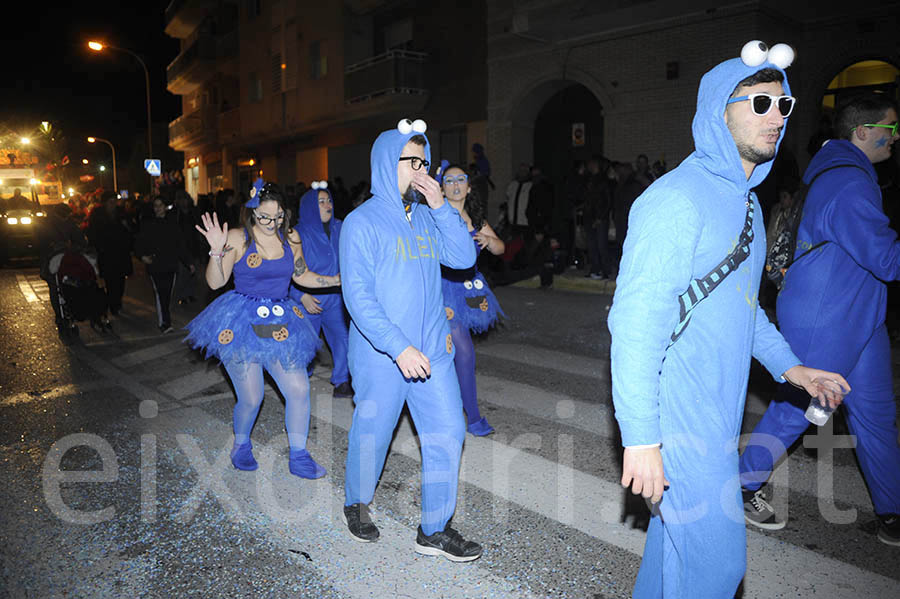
left=740, top=92, right=900, bottom=547
left=338, top=120, right=482, bottom=562
left=608, top=43, right=848, bottom=597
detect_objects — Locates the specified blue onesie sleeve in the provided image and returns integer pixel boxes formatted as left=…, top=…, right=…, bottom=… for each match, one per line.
left=824, top=180, right=900, bottom=282
left=429, top=202, right=477, bottom=269
left=751, top=305, right=800, bottom=381
left=340, top=215, right=412, bottom=360
left=608, top=191, right=701, bottom=447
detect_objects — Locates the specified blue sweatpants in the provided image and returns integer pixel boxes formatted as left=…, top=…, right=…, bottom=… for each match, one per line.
left=344, top=353, right=466, bottom=535
left=303, top=298, right=350, bottom=386
left=740, top=325, right=900, bottom=516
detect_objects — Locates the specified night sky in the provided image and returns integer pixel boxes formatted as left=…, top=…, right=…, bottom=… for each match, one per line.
left=3, top=1, right=181, bottom=168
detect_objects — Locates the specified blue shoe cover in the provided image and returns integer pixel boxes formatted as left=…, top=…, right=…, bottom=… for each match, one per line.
left=467, top=417, right=495, bottom=436
left=231, top=442, right=259, bottom=471
left=289, top=449, right=327, bottom=479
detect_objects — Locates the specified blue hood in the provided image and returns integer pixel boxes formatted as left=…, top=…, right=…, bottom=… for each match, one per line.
left=690, top=58, right=791, bottom=191
left=296, top=187, right=341, bottom=277
left=369, top=128, right=432, bottom=209
left=804, top=139, right=877, bottom=185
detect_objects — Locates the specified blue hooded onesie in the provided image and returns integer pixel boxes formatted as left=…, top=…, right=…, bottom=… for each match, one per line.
left=608, top=57, right=801, bottom=597
left=740, top=138, right=900, bottom=517
left=340, top=126, right=477, bottom=535
left=289, top=187, right=350, bottom=387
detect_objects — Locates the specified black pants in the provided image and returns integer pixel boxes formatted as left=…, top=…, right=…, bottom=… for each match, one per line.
left=149, top=271, right=176, bottom=327
left=105, top=274, right=127, bottom=313
left=587, top=219, right=614, bottom=276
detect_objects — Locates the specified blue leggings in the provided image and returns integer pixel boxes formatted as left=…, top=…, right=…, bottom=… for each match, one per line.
left=450, top=321, right=481, bottom=425
left=304, top=299, right=350, bottom=386
left=740, top=325, right=900, bottom=515
left=225, top=360, right=312, bottom=451
left=344, top=353, right=465, bottom=535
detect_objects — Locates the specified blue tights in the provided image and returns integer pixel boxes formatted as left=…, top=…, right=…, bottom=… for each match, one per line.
left=224, top=360, right=312, bottom=450
left=450, top=321, right=481, bottom=425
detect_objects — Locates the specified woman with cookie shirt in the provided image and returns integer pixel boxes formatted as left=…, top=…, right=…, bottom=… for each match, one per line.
left=186, top=179, right=340, bottom=479
left=440, top=164, right=506, bottom=436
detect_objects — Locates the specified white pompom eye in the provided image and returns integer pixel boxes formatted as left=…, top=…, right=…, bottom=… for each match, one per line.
left=767, top=43, right=794, bottom=69
left=397, top=119, right=413, bottom=134
left=411, top=119, right=427, bottom=133
left=463, top=280, right=474, bottom=290
left=272, top=305, right=285, bottom=316
left=740, top=40, right=768, bottom=67
left=473, top=279, right=484, bottom=290
left=257, top=306, right=270, bottom=318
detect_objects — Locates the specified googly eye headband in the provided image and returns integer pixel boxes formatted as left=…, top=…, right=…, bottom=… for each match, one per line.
left=740, top=41, right=794, bottom=69
left=396, top=118, right=427, bottom=135
left=247, top=177, right=265, bottom=208
left=310, top=181, right=328, bottom=190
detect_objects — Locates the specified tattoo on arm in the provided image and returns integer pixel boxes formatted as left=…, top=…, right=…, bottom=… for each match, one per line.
left=316, top=276, right=329, bottom=287
left=293, top=254, right=307, bottom=276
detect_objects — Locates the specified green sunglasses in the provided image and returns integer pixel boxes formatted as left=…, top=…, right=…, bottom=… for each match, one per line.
left=852, top=122, right=899, bottom=136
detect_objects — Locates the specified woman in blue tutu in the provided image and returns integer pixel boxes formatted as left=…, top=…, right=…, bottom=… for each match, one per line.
left=187, top=179, right=340, bottom=478
left=440, top=164, right=506, bottom=436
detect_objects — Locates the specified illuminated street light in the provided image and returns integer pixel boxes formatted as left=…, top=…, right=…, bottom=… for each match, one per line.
left=82, top=158, right=89, bottom=165
left=86, top=41, right=153, bottom=160
left=68, top=188, right=75, bottom=194
left=20, top=137, right=30, bottom=145
left=86, top=136, right=118, bottom=191
left=99, top=165, right=106, bottom=172
left=29, top=178, right=38, bottom=185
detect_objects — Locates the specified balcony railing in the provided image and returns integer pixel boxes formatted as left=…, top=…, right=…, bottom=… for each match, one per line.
left=167, top=31, right=238, bottom=92
left=169, top=105, right=218, bottom=149
left=344, top=50, right=428, bottom=104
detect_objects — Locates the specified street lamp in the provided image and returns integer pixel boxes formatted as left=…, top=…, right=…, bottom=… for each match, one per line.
left=82, top=158, right=89, bottom=165
left=87, top=136, right=117, bottom=191
left=20, top=137, right=30, bottom=145
left=87, top=41, right=153, bottom=160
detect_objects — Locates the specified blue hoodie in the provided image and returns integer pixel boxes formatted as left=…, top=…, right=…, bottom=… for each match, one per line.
left=608, top=58, right=800, bottom=446
left=778, top=139, right=900, bottom=369
left=290, top=188, right=344, bottom=309
left=340, top=128, right=476, bottom=363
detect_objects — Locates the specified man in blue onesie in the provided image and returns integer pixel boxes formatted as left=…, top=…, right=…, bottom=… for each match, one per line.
left=608, top=43, right=849, bottom=597
left=339, top=119, right=482, bottom=562
left=739, top=93, right=900, bottom=546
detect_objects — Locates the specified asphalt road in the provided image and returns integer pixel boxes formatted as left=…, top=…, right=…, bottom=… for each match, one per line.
left=1, top=262, right=898, bottom=598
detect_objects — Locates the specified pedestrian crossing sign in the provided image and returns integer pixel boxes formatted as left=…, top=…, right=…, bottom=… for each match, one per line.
left=144, top=159, right=161, bottom=176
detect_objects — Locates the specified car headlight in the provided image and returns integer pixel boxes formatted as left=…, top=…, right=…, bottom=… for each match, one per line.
left=7, top=217, right=18, bottom=225
left=20, top=217, right=32, bottom=225
left=35, top=212, right=44, bottom=217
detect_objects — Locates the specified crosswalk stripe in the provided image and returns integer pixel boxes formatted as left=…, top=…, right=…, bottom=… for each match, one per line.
left=15, top=274, right=39, bottom=302
left=112, top=338, right=188, bottom=368
left=159, top=368, right=227, bottom=400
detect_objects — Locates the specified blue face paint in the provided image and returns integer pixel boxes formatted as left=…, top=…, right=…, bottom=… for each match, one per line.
left=874, top=135, right=889, bottom=148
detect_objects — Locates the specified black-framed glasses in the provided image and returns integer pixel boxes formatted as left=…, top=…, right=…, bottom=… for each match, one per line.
left=398, top=156, right=430, bottom=171
left=254, top=211, right=285, bottom=225
left=852, top=122, right=899, bottom=137
left=443, top=174, right=469, bottom=185
left=726, top=93, right=796, bottom=117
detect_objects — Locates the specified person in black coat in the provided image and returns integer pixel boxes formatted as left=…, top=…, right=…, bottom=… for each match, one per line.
left=86, top=191, right=134, bottom=315
left=134, top=197, right=194, bottom=333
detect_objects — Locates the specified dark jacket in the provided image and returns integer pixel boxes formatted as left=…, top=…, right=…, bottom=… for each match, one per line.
left=134, top=215, right=192, bottom=275
left=86, top=206, right=134, bottom=277
left=583, top=172, right=611, bottom=226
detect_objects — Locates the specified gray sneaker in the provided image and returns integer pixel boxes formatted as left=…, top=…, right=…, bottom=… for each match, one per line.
left=342, top=503, right=379, bottom=542
left=742, top=487, right=785, bottom=530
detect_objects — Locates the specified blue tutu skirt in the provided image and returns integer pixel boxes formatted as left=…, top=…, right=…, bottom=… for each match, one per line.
left=441, top=271, right=505, bottom=334
left=185, top=291, right=321, bottom=371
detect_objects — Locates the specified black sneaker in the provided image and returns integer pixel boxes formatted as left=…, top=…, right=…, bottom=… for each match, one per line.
left=877, top=514, right=900, bottom=546
left=415, top=525, right=482, bottom=562
left=742, top=487, right=785, bottom=530
left=342, top=503, right=379, bottom=542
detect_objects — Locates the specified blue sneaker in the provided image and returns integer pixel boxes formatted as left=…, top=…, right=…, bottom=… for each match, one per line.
left=289, top=449, right=327, bottom=479
left=230, top=442, right=258, bottom=471
left=467, top=417, right=495, bottom=437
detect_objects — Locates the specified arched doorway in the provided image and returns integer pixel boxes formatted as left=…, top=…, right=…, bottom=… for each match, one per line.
left=807, top=59, right=899, bottom=157
left=533, top=84, right=604, bottom=188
